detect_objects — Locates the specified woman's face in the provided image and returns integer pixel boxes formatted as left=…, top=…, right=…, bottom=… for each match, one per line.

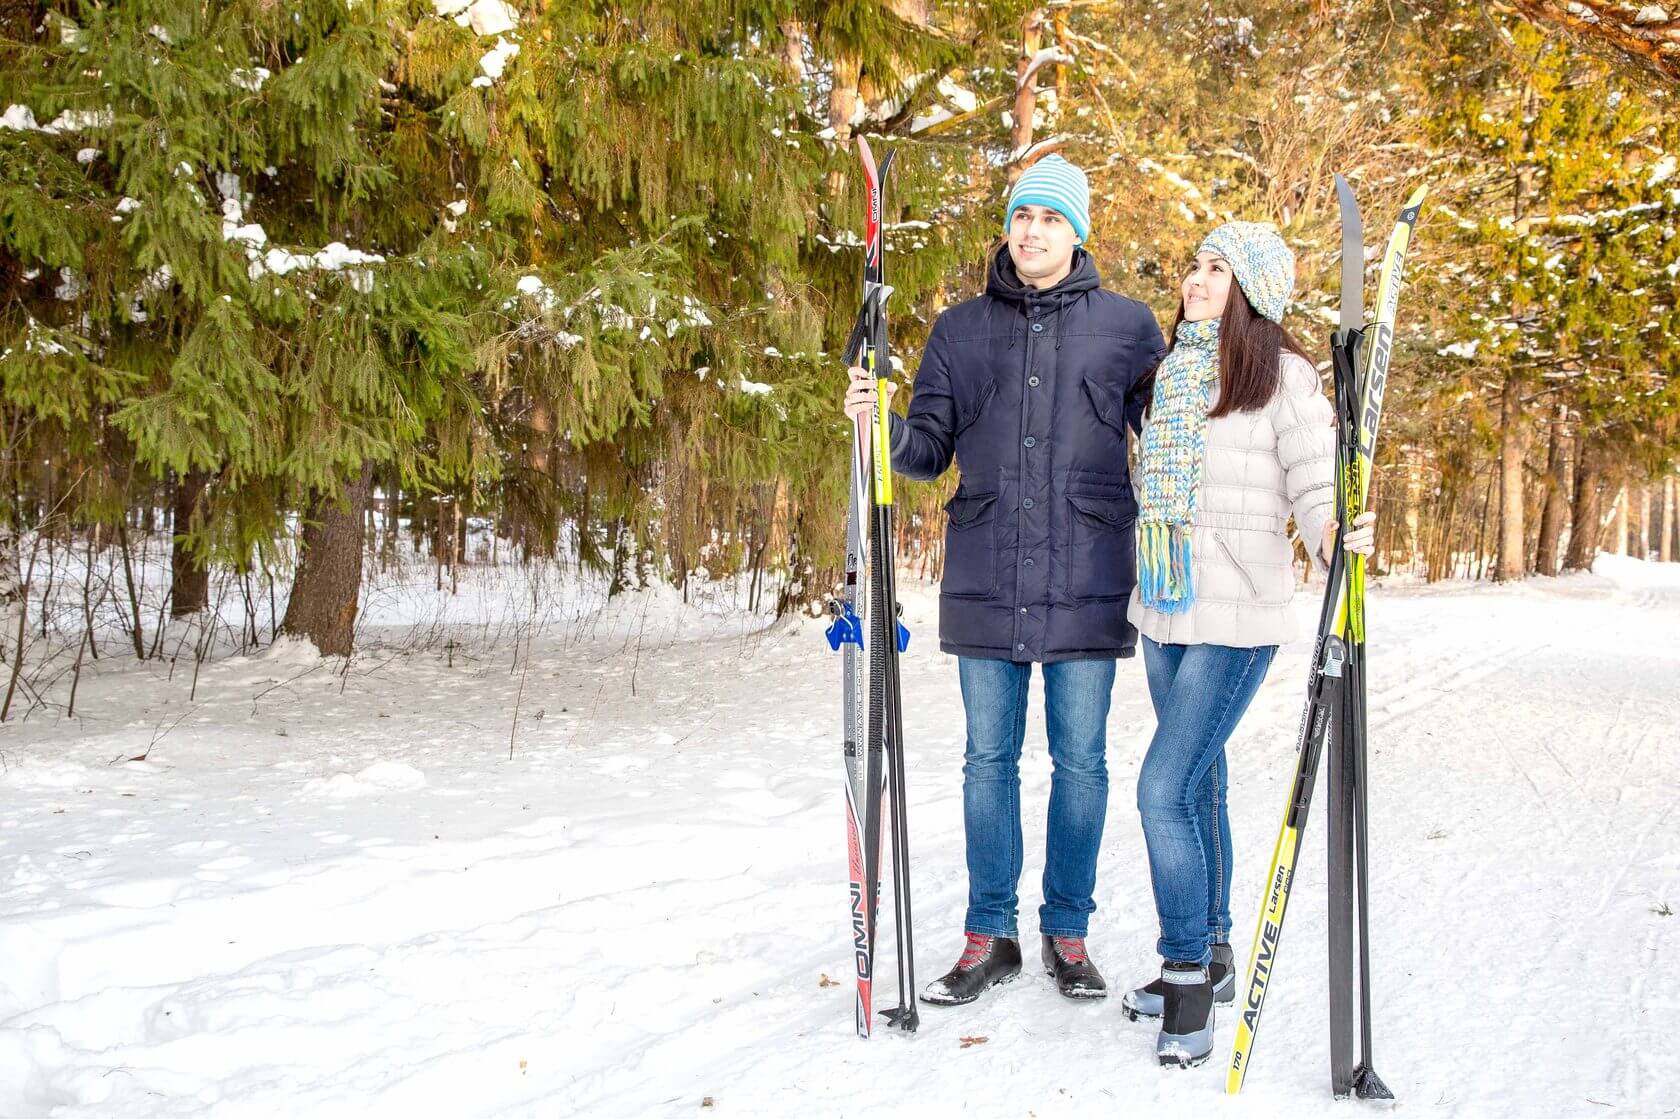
left=1181, top=251, right=1233, bottom=322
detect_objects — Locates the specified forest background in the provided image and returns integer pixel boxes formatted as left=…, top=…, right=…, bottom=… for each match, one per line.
left=1, top=0, right=1676, bottom=681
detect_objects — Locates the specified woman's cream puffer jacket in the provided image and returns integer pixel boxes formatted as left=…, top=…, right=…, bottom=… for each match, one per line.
left=1128, top=351, right=1336, bottom=649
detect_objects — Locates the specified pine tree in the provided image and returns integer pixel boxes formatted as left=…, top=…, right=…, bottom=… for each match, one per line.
left=1416, top=14, right=1680, bottom=578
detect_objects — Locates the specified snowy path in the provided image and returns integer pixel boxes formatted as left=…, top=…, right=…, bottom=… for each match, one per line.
left=2, top=558, right=1677, bottom=1118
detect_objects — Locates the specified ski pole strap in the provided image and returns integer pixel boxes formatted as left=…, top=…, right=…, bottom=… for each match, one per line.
left=820, top=605, right=907, bottom=653
left=825, top=604, right=865, bottom=651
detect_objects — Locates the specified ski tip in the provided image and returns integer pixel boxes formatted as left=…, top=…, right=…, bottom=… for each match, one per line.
left=857, top=135, right=889, bottom=188
left=1401, top=183, right=1428, bottom=216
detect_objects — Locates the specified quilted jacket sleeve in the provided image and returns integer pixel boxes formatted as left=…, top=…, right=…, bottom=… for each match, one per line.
left=1272, top=353, right=1336, bottom=571
left=1125, top=305, right=1168, bottom=435
left=887, top=317, right=958, bottom=482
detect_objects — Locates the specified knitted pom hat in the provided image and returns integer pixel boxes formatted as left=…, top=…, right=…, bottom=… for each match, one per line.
left=1196, top=221, right=1295, bottom=322
left=1004, top=155, right=1092, bottom=243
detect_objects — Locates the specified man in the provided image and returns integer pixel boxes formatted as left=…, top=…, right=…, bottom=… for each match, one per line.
left=842, top=155, right=1165, bottom=1005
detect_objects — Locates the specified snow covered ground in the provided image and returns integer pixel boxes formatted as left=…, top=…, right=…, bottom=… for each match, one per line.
left=2, top=556, right=1677, bottom=1118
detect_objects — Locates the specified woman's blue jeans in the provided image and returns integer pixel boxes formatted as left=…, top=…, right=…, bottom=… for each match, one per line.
left=1138, top=636, right=1276, bottom=966
left=957, top=656, right=1116, bottom=939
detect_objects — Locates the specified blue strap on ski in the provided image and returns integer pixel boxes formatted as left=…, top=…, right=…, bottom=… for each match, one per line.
left=825, top=604, right=910, bottom=653
left=826, top=605, right=865, bottom=651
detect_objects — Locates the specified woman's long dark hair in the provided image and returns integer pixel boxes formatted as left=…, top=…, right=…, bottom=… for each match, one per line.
left=1142, top=283, right=1315, bottom=418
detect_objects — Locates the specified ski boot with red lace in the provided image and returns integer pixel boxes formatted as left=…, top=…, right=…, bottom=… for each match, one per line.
left=918, top=933, right=1022, bottom=1006
left=1041, top=934, right=1107, bottom=1000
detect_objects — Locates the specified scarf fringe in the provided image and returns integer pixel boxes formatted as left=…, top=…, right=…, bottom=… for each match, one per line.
left=1138, top=521, right=1196, bottom=614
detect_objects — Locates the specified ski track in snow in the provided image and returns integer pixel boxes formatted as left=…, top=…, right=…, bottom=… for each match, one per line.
left=1, top=557, right=1677, bottom=1118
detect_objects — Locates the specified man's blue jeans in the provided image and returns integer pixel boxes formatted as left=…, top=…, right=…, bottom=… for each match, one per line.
left=957, top=656, right=1116, bottom=939
left=1138, top=637, right=1276, bottom=965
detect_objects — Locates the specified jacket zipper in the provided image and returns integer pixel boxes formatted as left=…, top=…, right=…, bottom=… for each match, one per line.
left=1212, top=531, right=1260, bottom=598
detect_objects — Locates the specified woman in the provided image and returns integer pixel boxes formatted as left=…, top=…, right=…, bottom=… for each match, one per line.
left=1116, top=222, right=1376, bottom=1067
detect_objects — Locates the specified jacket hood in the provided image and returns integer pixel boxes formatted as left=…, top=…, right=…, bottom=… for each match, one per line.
left=986, top=243, right=1101, bottom=305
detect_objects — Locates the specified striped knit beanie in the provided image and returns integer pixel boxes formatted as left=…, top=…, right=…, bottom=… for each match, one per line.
left=1004, top=155, right=1091, bottom=243
left=1197, top=221, right=1295, bottom=323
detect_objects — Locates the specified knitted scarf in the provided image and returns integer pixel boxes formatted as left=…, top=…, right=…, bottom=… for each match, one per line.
left=1137, top=317, right=1221, bottom=614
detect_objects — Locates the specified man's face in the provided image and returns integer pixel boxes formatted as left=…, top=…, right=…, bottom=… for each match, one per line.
left=1007, top=204, right=1079, bottom=289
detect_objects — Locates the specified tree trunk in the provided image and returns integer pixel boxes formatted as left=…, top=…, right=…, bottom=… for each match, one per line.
left=451, top=498, right=462, bottom=594
left=1496, top=99, right=1535, bottom=583
left=1664, top=477, right=1676, bottom=563
left=824, top=50, right=861, bottom=244
left=1403, top=457, right=1423, bottom=574
left=1637, top=484, right=1652, bottom=558
left=780, top=18, right=805, bottom=83
left=1473, top=467, right=1496, bottom=579
left=829, top=54, right=859, bottom=145
left=1503, top=0, right=1680, bottom=89
left=1009, top=9, right=1046, bottom=179
left=382, top=468, right=399, bottom=572
left=528, top=400, right=553, bottom=479
left=435, top=495, right=446, bottom=591
left=169, top=471, right=212, bottom=617
left=1533, top=408, right=1569, bottom=576
left=608, top=516, right=630, bottom=598
left=775, top=508, right=806, bottom=619
left=1672, top=479, right=1680, bottom=561
left=1493, top=372, right=1527, bottom=582
left=280, top=463, right=373, bottom=657
left=1612, top=483, right=1629, bottom=555
left=1562, top=434, right=1603, bottom=572
left=1053, top=8, right=1070, bottom=104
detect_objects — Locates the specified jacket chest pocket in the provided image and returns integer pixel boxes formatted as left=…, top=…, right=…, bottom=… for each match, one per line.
left=942, top=491, right=1000, bottom=599
left=1065, top=493, right=1136, bottom=602
left=1082, top=376, right=1129, bottom=438
left=955, top=379, right=998, bottom=438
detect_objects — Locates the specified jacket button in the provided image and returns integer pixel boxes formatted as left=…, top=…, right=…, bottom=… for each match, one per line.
left=1019, top=607, right=1027, bottom=614
left=1016, top=643, right=1026, bottom=651
left=1022, top=497, right=1035, bottom=509
left=1023, top=557, right=1035, bottom=567
left=1023, top=436, right=1036, bottom=448
left=1028, top=376, right=1040, bottom=387
left=1031, top=323, right=1044, bottom=333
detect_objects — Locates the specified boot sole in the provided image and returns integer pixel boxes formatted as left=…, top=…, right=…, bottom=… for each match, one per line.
left=1158, top=1047, right=1213, bottom=1069
left=918, top=966, right=1021, bottom=1007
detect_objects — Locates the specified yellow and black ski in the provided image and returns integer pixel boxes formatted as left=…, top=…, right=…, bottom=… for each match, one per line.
left=1226, top=178, right=1425, bottom=1096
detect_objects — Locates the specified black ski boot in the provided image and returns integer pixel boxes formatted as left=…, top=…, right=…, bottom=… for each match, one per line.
left=1156, top=961, right=1215, bottom=1068
left=919, top=933, right=1022, bottom=1007
left=1122, top=941, right=1235, bottom=1021
left=1042, top=935, right=1107, bottom=1000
